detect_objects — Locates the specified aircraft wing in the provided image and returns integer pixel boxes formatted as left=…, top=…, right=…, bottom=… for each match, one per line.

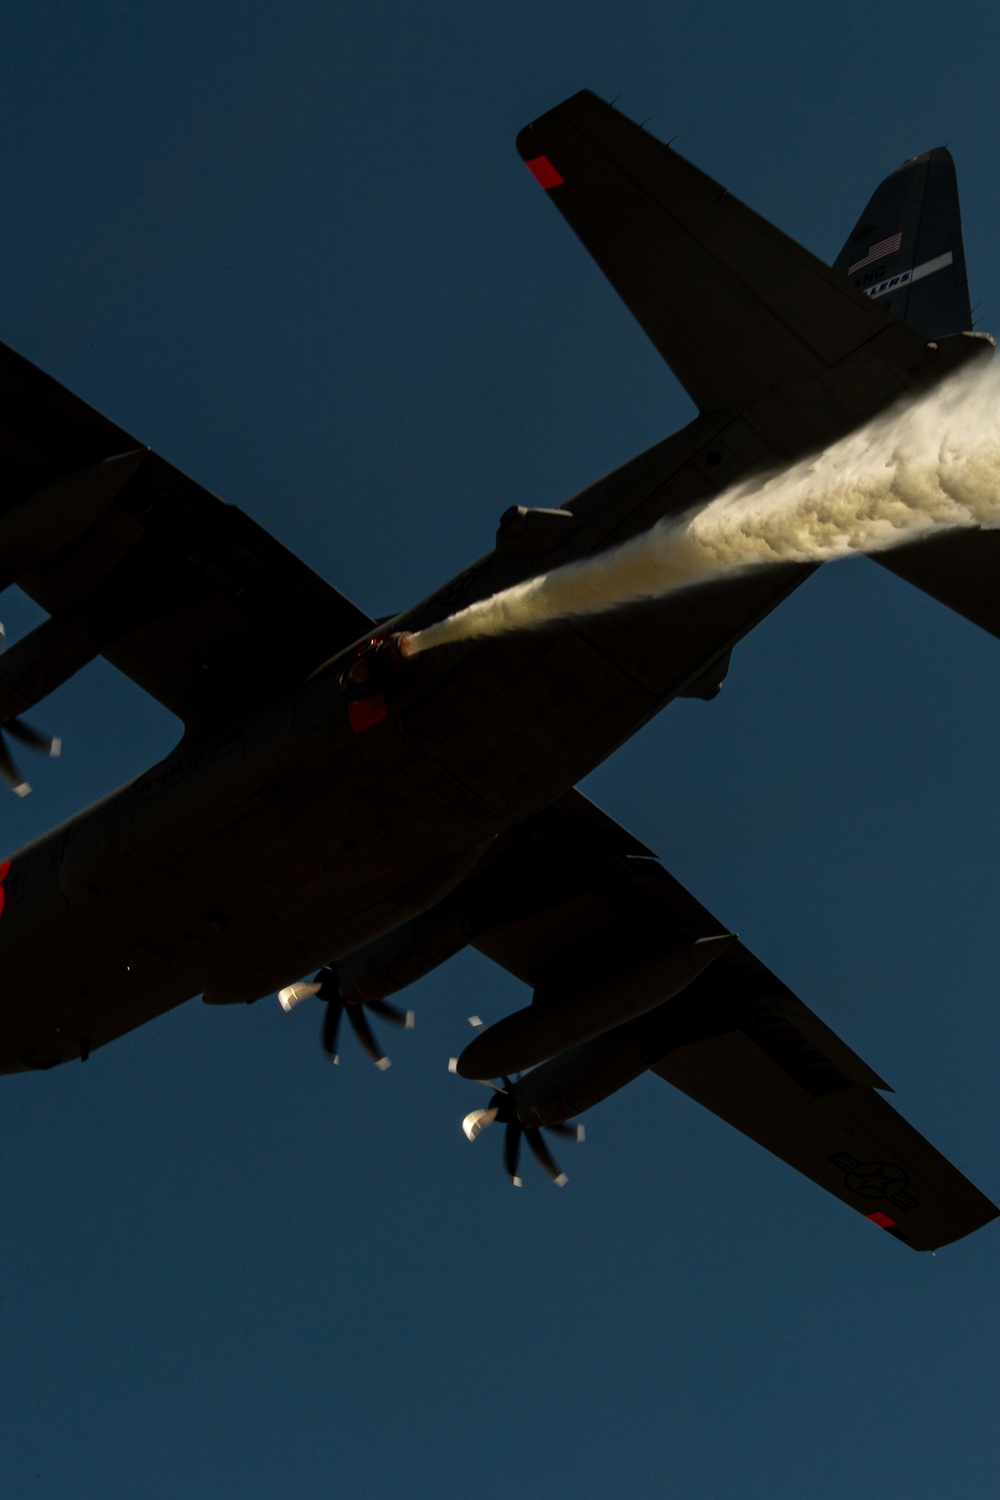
left=0, top=341, right=373, bottom=728
left=345, top=787, right=997, bottom=1250
left=649, top=952, right=998, bottom=1253
left=473, top=796, right=998, bottom=1251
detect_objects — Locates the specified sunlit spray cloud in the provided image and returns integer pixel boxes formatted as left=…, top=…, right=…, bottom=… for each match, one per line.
left=398, top=359, right=1000, bottom=659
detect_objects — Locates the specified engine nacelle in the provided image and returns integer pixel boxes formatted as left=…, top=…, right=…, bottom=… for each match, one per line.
left=455, top=932, right=733, bottom=1079
left=513, top=1022, right=652, bottom=1129
left=511, top=972, right=734, bottom=1128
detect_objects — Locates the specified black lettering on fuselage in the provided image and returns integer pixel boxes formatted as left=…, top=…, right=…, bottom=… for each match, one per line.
left=854, top=263, right=887, bottom=289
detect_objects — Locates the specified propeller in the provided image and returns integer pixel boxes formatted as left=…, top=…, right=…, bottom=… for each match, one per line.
left=462, top=1076, right=584, bottom=1188
left=278, top=965, right=414, bottom=1069
left=0, top=625, right=61, bottom=797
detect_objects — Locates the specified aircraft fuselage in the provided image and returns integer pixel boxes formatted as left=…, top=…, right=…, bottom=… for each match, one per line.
left=0, top=407, right=799, bottom=1069
left=1, top=330, right=984, bottom=1072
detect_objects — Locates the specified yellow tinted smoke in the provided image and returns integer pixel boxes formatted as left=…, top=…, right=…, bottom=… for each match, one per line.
left=404, top=360, right=1000, bottom=657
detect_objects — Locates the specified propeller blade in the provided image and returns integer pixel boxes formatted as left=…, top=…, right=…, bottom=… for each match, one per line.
left=368, top=999, right=415, bottom=1029
left=547, top=1122, right=585, bottom=1143
left=0, top=734, right=30, bottom=797
left=5, top=716, right=60, bottom=757
left=524, top=1128, right=568, bottom=1187
left=346, top=1005, right=391, bottom=1070
left=321, top=1000, right=344, bottom=1062
left=503, top=1120, right=523, bottom=1187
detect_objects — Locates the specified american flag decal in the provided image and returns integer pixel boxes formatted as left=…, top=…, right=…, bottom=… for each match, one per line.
left=849, top=232, right=903, bottom=274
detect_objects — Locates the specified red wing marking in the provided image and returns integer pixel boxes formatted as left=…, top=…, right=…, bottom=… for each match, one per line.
left=525, top=155, right=564, bottom=189
left=348, top=692, right=388, bottom=734
left=0, top=859, right=10, bottom=918
left=866, top=1211, right=897, bottom=1230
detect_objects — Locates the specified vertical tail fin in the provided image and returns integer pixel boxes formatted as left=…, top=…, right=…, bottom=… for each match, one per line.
left=847, top=151, right=1000, bottom=640
left=832, top=148, right=971, bottom=337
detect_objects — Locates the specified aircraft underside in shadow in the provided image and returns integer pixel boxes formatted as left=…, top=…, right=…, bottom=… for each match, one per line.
left=1, top=91, right=997, bottom=1250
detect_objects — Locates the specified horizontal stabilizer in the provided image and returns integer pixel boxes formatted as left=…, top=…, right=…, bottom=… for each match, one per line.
left=515, top=91, right=936, bottom=450
left=873, top=527, right=1000, bottom=641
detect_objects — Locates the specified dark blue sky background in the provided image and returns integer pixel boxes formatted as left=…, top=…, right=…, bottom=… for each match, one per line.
left=2, top=4, right=998, bottom=1496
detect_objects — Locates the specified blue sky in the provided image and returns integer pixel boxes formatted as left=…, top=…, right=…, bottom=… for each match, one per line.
left=2, top=3, right=998, bottom=1496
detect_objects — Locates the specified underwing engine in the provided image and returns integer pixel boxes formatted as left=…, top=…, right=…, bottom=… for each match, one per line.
left=0, top=624, right=60, bottom=796
left=278, top=965, right=414, bottom=1069
left=462, top=1076, right=585, bottom=1187
left=455, top=932, right=734, bottom=1079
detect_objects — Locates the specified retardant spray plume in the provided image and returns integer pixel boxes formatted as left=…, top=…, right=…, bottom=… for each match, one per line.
left=398, top=358, right=1000, bottom=659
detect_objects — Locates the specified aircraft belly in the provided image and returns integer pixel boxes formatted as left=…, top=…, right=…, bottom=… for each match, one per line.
left=382, top=410, right=814, bottom=825
left=397, top=626, right=656, bottom=820
left=391, top=562, right=804, bottom=825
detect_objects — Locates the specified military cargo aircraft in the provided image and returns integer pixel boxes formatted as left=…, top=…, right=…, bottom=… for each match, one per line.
left=2, top=91, right=997, bottom=1250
